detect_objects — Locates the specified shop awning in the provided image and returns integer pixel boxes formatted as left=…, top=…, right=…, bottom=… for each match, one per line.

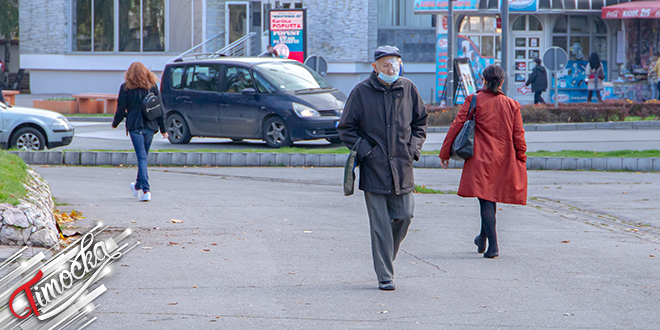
left=602, top=1, right=660, bottom=18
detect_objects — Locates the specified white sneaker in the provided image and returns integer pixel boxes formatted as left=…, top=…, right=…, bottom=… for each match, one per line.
left=139, top=191, right=151, bottom=202
left=129, top=182, right=140, bottom=198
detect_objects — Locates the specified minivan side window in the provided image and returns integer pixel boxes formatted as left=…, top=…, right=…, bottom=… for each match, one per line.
left=184, top=65, right=220, bottom=92
left=253, top=71, right=277, bottom=93
left=224, top=66, right=255, bottom=93
left=170, top=66, right=186, bottom=89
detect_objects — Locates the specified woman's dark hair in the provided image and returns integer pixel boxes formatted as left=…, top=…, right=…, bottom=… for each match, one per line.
left=482, top=64, right=506, bottom=95
left=589, top=52, right=601, bottom=70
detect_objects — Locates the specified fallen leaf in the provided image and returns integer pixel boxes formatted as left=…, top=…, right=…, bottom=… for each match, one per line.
left=120, top=265, right=129, bottom=267
left=168, top=302, right=178, bottom=305
left=564, top=313, right=574, bottom=316
left=171, top=219, right=183, bottom=223
left=650, top=255, right=656, bottom=258
left=289, top=271, right=295, bottom=275
left=202, top=249, right=210, bottom=252
left=622, top=192, right=627, bottom=194
left=211, top=243, right=218, bottom=246
left=168, top=242, right=179, bottom=245
left=561, top=240, right=570, bottom=243
left=193, top=285, right=198, bottom=288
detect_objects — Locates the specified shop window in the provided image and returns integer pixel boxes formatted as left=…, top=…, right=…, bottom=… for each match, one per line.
left=552, top=0, right=563, bottom=9
left=553, top=16, right=567, bottom=33
left=470, top=36, right=480, bottom=50
left=470, top=17, right=481, bottom=31
left=529, top=16, right=542, bottom=31
left=482, top=36, right=494, bottom=57
left=553, top=36, right=568, bottom=53
left=513, top=16, right=526, bottom=31
left=483, top=17, right=496, bottom=32
left=564, top=0, right=576, bottom=10
left=569, top=16, right=589, bottom=33
left=495, top=36, right=501, bottom=59
left=553, top=15, right=608, bottom=62
left=72, top=0, right=114, bottom=51
left=577, top=0, right=590, bottom=10
left=119, top=0, right=165, bottom=52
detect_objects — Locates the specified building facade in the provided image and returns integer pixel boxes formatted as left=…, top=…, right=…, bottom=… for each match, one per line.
left=19, top=0, right=439, bottom=100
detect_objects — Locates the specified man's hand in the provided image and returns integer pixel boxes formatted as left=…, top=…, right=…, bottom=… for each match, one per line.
left=161, top=132, right=169, bottom=139
left=440, top=158, right=449, bottom=169
left=111, top=124, right=116, bottom=129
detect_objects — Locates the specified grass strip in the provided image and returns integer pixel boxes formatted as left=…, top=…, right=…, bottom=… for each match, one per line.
left=0, top=151, right=29, bottom=205
left=413, top=184, right=456, bottom=194
left=527, top=150, right=660, bottom=158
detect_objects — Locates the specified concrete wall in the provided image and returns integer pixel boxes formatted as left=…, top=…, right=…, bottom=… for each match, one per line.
left=20, top=0, right=69, bottom=55
left=304, top=0, right=377, bottom=63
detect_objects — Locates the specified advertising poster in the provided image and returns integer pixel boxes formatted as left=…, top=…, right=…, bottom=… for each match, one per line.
left=551, top=60, right=608, bottom=102
left=436, top=15, right=448, bottom=104
left=509, top=0, right=537, bottom=12
left=269, top=9, right=306, bottom=63
left=457, top=36, right=494, bottom=91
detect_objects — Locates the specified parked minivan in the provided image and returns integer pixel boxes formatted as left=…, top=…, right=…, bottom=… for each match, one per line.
left=160, top=57, right=346, bottom=148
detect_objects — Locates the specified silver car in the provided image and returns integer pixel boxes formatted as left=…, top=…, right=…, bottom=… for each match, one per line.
left=0, top=101, right=74, bottom=150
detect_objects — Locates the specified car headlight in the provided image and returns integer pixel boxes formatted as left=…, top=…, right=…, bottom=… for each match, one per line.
left=293, top=103, right=321, bottom=118
left=335, top=109, right=343, bottom=116
left=52, top=116, right=71, bottom=129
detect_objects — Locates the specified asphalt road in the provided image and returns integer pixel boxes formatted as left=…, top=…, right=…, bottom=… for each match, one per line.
left=19, top=166, right=660, bottom=329
left=63, top=121, right=660, bottom=152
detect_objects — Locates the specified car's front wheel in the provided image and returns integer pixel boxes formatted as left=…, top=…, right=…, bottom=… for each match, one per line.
left=11, top=127, right=45, bottom=151
left=167, top=114, right=192, bottom=144
left=262, top=117, right=292, bottom=148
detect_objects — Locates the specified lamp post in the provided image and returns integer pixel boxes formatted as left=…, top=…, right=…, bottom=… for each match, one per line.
left=501, top=0, right=509, bottom=94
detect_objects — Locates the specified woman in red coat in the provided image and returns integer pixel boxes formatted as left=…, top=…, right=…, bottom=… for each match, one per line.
left=439, top=64, right=528, bottom=258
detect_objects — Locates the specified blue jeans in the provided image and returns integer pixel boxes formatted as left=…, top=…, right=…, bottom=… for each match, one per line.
left=129, top=129, right=154, bottom=192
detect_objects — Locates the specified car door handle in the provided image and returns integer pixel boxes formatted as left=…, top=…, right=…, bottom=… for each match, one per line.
left=177, top=96, right=192, bottom=103
left=220, top=103, right=229, bottom=107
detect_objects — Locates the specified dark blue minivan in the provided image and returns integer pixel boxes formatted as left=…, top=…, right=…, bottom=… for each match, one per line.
left=160, top=57, right=346, bottom=147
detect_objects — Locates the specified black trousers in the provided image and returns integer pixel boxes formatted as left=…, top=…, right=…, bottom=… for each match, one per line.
left=478, top=198, right=498, bottom=254
left=533, top=91, right=545, bottom=104
left=657, top=82, right=660, bottom=100
left=587, top=90, right=603, bottom=103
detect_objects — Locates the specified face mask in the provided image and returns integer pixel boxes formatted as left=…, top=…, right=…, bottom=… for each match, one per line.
left=378, top=71, right=399, bottom=84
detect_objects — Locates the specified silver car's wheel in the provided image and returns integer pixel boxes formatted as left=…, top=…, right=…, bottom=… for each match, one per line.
left=11, top=127, right=45, bottom=151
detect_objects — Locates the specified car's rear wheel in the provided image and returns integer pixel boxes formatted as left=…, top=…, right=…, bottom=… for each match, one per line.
left=167, top=114, right=192, bottom=144
left=262, top=117, right=292, bottom=148
left=11, top=127, right=45, bottom=151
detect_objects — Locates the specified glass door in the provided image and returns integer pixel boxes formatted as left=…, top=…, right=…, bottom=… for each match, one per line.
left=226, top=2, right=250, bottom=45
left=509, top=16, right=544, bottom=104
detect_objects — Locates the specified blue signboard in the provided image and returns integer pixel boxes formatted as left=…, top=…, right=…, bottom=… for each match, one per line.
left=509, top=0, right=537, bottom=11
left=414, top=0, right=480, bottom=12
left=550, top=60, right=609, bottom=103
left=436, top=33, right=448, bottom=104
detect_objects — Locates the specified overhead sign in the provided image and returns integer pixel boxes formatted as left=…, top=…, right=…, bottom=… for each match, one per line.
left=414, top=0, right=480, bottom=12
left=602, top=1, right=660, bottom=19
left=509, top=0, right=537, bottom=12
left=269, top=9, right=307, bottom=63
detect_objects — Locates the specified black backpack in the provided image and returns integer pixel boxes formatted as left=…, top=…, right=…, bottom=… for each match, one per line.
left=142, top=88, right=163, bottom=121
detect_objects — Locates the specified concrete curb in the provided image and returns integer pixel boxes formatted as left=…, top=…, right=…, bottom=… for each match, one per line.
left=427, top=120, right=660, bottom=133
left=68, top=117, right=660, bottom=131
left=8, top=151, right=660, bottom=172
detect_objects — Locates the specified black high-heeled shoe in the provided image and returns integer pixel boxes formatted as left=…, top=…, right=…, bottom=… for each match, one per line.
left=484, top=250, right=499, bottom=258
left=474, top=235, right=487, bottom=254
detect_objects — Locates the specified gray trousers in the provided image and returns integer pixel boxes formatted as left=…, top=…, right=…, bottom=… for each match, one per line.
left=364, top=191, right=414, bottom=282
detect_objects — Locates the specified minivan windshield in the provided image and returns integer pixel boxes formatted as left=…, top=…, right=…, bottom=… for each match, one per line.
left=254, top=61, right=332, bottom=92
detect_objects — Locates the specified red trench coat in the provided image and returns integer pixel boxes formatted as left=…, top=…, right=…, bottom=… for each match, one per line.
left=439, top=90, right=528, bottom=205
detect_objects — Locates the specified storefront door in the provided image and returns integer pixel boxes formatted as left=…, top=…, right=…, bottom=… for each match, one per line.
left=226, top=2, right=250, bottom=45
left=509, top=15, right=544, bottom=104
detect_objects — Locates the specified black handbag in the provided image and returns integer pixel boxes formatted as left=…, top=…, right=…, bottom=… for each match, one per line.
left=344, top=137, right=362, bottom=196
left=450, top=94, right=477, bottom=161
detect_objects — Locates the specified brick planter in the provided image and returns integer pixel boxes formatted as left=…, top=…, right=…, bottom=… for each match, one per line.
left=32, top=100, right=78, bottom=114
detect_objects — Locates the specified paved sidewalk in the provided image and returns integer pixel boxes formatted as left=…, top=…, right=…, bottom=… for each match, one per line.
left=16, top=166, right=660, bottom=329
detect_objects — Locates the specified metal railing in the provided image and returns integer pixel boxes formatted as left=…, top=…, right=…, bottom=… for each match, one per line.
left=217, top=32, right=258, bottom=57
left=170, top=32, right=226, bottom=62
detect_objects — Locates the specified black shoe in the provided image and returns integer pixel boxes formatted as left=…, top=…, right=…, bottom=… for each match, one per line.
left=378, top=281, right=395, bottom=291
left=474, top=235, right=487, bottom=254
left=484, top=250, right=499, bottom=258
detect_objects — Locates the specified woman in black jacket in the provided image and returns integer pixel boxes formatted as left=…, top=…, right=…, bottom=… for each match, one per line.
left=112, top=62, right=168, bottom=202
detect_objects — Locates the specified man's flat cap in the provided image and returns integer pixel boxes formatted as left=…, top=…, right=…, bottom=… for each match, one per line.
left=374, top=45, right=401, bottom=61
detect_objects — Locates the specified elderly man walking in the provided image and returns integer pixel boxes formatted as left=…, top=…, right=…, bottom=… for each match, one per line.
left=338, top=45, right=427, bottom=291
